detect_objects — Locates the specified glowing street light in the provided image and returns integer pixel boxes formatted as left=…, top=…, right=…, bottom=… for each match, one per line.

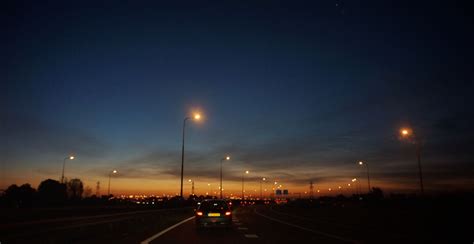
left=107, top=170, right=117, bottom=196
left=179, top=112, right=202, bottom=197
left=400, top=127, right=424, bottom=194
left=352, top=178, right=360, bottom=195
left=61, top=155, right=75, bottom=183
left=400, top=128, right=411, bottom=137
left=242, top=170, right=249, bottom=200
left=358, top=161, right=371, bottom=193
left=188, top=179, right=193, bottom=196
left=260, top=177, right=266, bottom=199
left=220, top=156, right=230, bottom=199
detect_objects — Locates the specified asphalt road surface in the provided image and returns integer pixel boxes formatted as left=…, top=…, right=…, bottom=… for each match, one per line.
left=148, top=206, right=358, bottom=244
left=145, top=204, right=469, bottom=244
left=2, top=204, right=469, bottom=243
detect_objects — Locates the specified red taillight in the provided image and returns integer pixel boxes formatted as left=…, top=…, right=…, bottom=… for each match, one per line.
left=196, top=211, right=203, bottom=216
left=225, top=211, right=231, bottom=216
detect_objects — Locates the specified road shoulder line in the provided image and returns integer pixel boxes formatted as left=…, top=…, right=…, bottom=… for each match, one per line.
left=140, top=216, right=195, bottom=244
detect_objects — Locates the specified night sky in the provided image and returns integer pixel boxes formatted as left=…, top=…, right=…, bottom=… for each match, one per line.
left=3, top=1, right=474, bottom=195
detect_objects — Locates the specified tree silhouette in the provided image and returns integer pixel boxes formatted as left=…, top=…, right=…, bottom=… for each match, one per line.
left=67, top=178, right=84, bottom=200
left=38, top=179, right=67, bottom=206
left=4, top=184, right=36, bottom=208
left=369, top=187, right=384, bottom=200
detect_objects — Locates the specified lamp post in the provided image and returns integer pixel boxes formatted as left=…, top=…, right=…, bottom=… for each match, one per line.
left=207, top=183, right=211, bottom=196
left=260, top=177, right=266, bottom=199
left=400, top=128, right=424, bottom=194
left=107, top=170, right=117, bottom=196
left=220, top=156, right=230, bottom=199
left=61, top=156, right=75, bottom=183
left=358, top=161, right=371, bottom=193
left=188, top=179, right=194, bottom=196
left=352, top=178, right=359, bottom=195
left=180, top=113, right=201, bottom=198
left=242, top=170, right=249, bottom=200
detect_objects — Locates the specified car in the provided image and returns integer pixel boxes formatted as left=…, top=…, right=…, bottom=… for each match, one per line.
left=195, top=199, right=232, bottom=229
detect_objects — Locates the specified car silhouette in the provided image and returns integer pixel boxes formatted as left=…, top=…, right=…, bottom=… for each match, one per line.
left=195, top=199, right=232, bottom=229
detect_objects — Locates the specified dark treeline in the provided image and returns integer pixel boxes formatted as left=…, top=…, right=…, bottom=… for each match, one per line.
left=0, top=178, right=221, bottom=209
left=0, top=178, right=108, bottom=208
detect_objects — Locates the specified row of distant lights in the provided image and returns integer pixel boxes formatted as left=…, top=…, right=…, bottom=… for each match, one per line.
left=118, top=194, right=175, bottom=199
left=136, top=201, right=156, bottom=205
left=301, top=178, right=358, bottom=194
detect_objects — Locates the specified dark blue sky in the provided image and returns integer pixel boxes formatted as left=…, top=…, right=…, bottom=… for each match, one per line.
left=2, top=1, right=473, bottom=194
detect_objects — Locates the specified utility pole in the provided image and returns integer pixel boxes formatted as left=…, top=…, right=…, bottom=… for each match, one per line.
left=309, top=180, right=314, bottom=199
left=416, top=141, right=424, bottom=194
left=96, top=181, right=100, bottom=196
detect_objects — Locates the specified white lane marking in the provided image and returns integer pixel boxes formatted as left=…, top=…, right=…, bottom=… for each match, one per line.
left=140, top=216, right=195, bottom=244
left=238, top=227, right=248, bottom=230
left=244, top=234, right=259, bottom=238
left=254, top=209, right=357, bottom=244
left=234, top=222, right=243, bottom=225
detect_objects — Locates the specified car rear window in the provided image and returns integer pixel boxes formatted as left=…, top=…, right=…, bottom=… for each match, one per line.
left=198, top=201, right=229, bottom=211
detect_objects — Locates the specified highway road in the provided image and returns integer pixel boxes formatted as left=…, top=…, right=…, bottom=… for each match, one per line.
left=0, top=207, right=194, bottom=244
left=146, top=206, right=358, bottom=244
left=1, top=205, right=362, bottom=244
left=1, top=204, right=468, bottom=243
left=144, top=204, right=467, bottom=244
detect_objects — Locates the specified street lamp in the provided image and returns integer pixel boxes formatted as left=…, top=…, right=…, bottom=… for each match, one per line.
left=207, top=183, right=211, bottom=195
left=260, top=177, right=266, bottom=199
left=188, top=179, right=194, bottom=196
left=400, top=127, right=424, bottom=194
left=107, top=170, right=117, bottom=196
left=61, top=155, right=75, bottom=183
left=352, top=178, right=360, bottom=195
left=358, top=161, right=371, bottom=193
left=180, top=113, right=201, bottom=198
left=220, top=156, right=230, bottom=199
left=347, top=183, right=355, bottom=196
left=242, top=170, right=249, bottom=200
